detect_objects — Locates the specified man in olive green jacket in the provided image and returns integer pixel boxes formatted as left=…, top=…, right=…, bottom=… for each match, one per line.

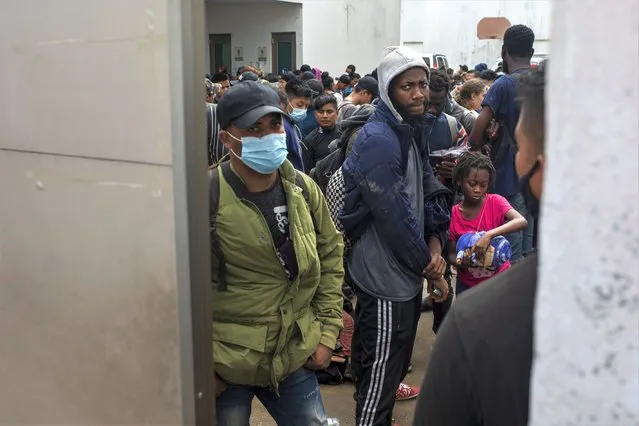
left=212, top=80, right=344, bottom=426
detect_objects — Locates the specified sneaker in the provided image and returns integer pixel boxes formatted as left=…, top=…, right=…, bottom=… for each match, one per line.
left=395, top=382, right=420, bottom=401
left=344, top=360, right=354, bottom=382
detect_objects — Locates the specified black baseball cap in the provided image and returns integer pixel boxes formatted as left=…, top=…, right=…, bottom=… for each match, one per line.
left=217, top=81, right=285, bottom=129
left=356, top=76, right=379, bottom=97
left=230, top=71, right=260, bottom=86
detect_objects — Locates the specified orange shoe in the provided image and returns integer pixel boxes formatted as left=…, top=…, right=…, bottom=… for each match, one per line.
left=395, top=382, right=420, bottom=401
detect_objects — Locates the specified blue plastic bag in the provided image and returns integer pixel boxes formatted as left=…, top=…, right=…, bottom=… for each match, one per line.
left=455, top=232, right=512, bottom=268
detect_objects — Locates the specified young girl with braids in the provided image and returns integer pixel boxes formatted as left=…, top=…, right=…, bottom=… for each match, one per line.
left=448, top=152, right=528, bottom=295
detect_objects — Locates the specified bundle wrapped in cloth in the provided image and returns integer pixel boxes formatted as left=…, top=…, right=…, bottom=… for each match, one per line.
left=455, top=232, right=512, bottom=268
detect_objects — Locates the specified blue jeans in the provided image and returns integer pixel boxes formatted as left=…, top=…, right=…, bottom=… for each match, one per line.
left=215, top=368, right=327, bottom=426
left=505, top=193, right=531, bottom=262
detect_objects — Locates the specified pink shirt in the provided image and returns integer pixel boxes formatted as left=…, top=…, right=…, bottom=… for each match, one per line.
left=449, top=194, right=513, bottom=287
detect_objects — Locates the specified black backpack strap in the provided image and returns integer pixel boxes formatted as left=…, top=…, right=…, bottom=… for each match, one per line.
left=294, top=171, right=320, bottom=234
left=209, top=165, right=227, bottom=291
left=206, top=104, right=215, bottom=166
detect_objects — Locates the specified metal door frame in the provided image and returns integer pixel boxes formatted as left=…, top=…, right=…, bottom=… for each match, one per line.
left=209, top=33, right=232, bottom=73
left=168, top=0, right=214, bottom=425
left=271, top=32, right=297, bottom=74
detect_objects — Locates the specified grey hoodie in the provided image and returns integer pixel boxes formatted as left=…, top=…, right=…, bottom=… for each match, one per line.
left=377, top=46, right=431, bottom=123
left=346, top=47, right=432, bottom=302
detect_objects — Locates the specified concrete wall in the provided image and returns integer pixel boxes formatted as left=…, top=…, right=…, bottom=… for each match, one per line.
left=530, top=0, right=639, bottom=424
left=401, top=0, right=552, bottom=68
left=0, top=0, right=207, bottom=423
left=302, top=0, right=402, bottom=78
left=206, top=1, right=303, bottom=75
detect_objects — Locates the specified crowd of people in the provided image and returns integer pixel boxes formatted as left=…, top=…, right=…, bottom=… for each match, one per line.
left=206, top=23, right=545, bottom=426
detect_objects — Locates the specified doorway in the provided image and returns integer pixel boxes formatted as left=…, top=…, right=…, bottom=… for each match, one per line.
left=209, top=33, right=231, bottom=74
left=271, top=32, right=296, bottom=74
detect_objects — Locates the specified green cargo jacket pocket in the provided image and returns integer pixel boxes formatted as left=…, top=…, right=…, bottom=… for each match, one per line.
left=213, top=322, right=269, bottom=386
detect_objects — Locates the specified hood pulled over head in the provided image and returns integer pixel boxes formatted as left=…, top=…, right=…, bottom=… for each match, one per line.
left=377, top=46, right=430, bottom=123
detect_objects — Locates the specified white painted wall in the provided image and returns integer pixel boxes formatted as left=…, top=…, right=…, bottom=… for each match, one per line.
left=530, top=0, right=639, bottom=424
left=401, top=0, right=551, bottom=68
left=206, top=2, right=303, bottom=75
left=302, top=0, right=401, bottom=78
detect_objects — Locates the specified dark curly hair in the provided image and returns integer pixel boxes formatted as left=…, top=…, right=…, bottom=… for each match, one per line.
left=429, top=69, right=451, bottom=94
left=452, top=151, right=496, bottom=187
left=504, top=24, right=535, bottom=59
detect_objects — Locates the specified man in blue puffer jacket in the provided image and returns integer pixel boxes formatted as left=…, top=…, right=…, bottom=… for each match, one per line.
left=339, top=47, right=451, bottom=426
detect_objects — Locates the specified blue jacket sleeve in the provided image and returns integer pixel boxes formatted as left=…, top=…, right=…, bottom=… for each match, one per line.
left=346, top=128, right=431, bottom=275
left=284, top=120, right=305, bottom=171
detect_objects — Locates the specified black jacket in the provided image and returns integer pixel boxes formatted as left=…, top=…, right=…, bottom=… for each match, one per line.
left=302, top=126, right=339, bottom=173
left=309, top=106, right=375, bottom=193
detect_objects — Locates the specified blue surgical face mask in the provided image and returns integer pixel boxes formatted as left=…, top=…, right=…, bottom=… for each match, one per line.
left=228, top=132, right=288, bottom=174
left=289, top=103, right=307, bottom=122
left=343, top=86, right=353, bottom=96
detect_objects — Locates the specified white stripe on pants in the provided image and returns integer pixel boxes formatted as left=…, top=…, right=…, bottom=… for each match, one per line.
left=359, top=299, right=393, bottom=426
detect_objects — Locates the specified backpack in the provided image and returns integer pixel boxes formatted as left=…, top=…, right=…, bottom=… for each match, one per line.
left=443, top=112, right=459, bottom=147
left=325, top=167, right=355, bottom=258
left=208, top=162, right=314, bottom=291
left=458, top=107, right=476, bottom=134
left=309, top=147, right=346, bottom=195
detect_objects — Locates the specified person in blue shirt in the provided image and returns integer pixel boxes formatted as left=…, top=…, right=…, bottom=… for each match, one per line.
left=468, top=24, right=536, bottom=261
